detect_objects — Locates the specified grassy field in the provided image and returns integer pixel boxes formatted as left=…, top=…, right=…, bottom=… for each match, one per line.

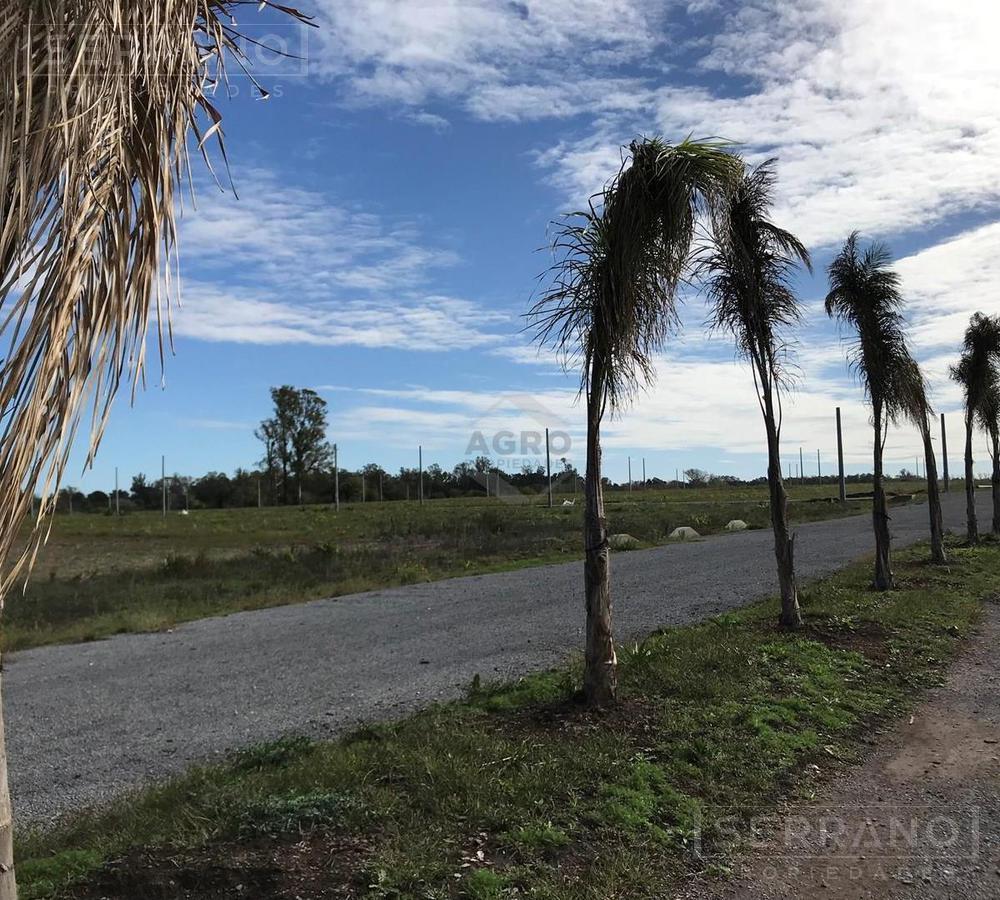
left=0, top=483, right=911, bottom=652
left=17, top=539, right=992, bottom=899
left=7, top=483, right=904, bottom=651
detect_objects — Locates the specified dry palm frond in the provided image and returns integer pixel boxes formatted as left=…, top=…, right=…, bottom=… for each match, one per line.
left=0, top=0, right=311, bottom=601
left=529, top=136, right=741, bottom=413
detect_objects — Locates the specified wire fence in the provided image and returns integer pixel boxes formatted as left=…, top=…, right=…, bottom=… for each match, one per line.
left=50, top=408, right=991, bottom=516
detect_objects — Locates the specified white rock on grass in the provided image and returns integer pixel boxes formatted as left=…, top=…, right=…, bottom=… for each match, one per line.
left=668, top=526, right=700, bottom=541
left=725, top=519, right=748, bottom=531
left=608, top=533, right=641, bottom=551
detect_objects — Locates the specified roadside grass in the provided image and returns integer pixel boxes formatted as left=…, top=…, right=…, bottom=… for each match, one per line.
left=4, top=543, right=571, bottom=652
left=17, top=540, right=993, bottom=899
left=24, top=484, right=877, bottom=581
left=3, top=489, right=892, bottom=652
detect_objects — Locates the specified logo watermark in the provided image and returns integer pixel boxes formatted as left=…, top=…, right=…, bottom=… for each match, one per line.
left=687, top=802, right=981, bottom=886
left=465, top=394, right=576, bottom=502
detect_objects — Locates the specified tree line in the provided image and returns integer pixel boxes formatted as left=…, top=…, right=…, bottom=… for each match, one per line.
left=51, top=374, right=944, bottom=515
left=52, top=451, right=921, bottom=516
left=531, top=137, right=1000, bottom=707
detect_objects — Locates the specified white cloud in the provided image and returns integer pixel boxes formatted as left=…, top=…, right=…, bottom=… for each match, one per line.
left=896, top=222, right=1000, bottom=352
left=322, top=354, right=952, bottom=475
left=178, top=167, right=457, bottom=299
left=539, top=1, right=1000, bottom=247
left=313, top=0, right=669, bottom=119
left=405, top=110, right=451, bottom=131
left=322, top=384, right=583, bottom=453
left=465, top=78, right=656, bottom=123
left=489, top=343, right=563, bottom=369
left=168, top=165, right=518, bottom=350
left=312, top=1, right=1000, bottom=251
left=172, top=286, right=509, bottom=350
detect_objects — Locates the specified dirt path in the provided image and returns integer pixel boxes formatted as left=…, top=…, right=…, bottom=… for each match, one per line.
left=685, top=600, right=1000, bottom=899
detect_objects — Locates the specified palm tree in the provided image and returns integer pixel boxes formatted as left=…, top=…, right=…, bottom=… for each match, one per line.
left=951, top=353, right=977, bottom=542
left=951, top=313, right=1000, bottom=543
left=978, top=380, right=1000, bottom=535
left=698, top=160, right=811, bottom=627
left=0, top=4, right=308, bottom=895
left=896, top=357, right=947, bottom=563
left=531, top=137, right=740, bottom=706
left=825, top=233, right=924, bottom=590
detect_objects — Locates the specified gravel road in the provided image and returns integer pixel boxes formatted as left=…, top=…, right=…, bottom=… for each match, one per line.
left=5, top=491, right=988, bottom=821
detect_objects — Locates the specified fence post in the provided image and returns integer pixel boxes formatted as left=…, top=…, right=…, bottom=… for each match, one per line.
left=628, top=456, right=632, bottom=493
left=161, top=455, right=166, bottom=517
left=941, top=412, right=950, bottom=492
left=546, top=428, right=553, bottom=508
left=836, top=407, right=846, bottom=502
left=114, top=466, right=120, bottom=516
left=334, top=443, right=340, bottom=512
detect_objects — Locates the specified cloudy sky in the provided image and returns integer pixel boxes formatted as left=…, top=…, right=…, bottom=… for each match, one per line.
left=71, top=0, right=1000, bottom=488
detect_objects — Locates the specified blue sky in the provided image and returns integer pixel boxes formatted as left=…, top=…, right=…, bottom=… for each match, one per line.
left=68, top=0, right=1000, bottom=490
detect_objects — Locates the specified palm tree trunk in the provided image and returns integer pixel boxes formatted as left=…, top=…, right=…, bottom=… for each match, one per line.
left=582, top=358, right=615, bottom=707
left=0, top=667, right=15, bottom=900
left=921, top=422, right=946, bottom=564
left=872, top=403, right=893, bottom=590
left=991, top=430, right=1000, bottom=535
left=964, top=411, right=979, bottom=544
left=762, top=395, right=800, bottom=627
